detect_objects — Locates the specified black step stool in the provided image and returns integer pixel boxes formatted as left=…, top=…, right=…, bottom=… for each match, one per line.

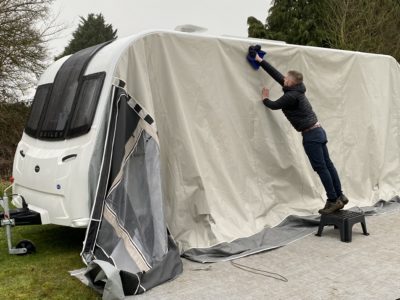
left=315, top=210, right=369, bottom=242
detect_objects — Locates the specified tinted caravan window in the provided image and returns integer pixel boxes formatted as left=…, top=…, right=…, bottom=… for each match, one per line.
left=39, top=72, right=79, bottom=139
left=38, top=43, right=106, bottom=140
left=24, top=41, right=112, bottom=140
left=25, top=84, right=52, bottom=137
left=67, top=72, right=105, bottom=138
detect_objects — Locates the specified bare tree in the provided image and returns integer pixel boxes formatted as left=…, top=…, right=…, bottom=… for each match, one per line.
left=324, top=0, right=400, bottom=61
left=0, top=0, right=62, bottom=102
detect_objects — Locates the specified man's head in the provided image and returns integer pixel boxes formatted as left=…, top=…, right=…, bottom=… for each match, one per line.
left=284, top=70, right=303, bottom=87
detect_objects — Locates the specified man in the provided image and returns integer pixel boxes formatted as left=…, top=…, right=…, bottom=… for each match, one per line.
left=251, top=47, right=348, bottom=214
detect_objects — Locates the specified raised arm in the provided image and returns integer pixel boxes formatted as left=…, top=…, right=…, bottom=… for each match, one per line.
left=261, top=87, right=297, bottom=110
left=255, top=55, right=284, bottom=86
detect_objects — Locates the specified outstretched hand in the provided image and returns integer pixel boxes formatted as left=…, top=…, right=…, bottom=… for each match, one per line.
left=262, top=87, right=270, bottom=99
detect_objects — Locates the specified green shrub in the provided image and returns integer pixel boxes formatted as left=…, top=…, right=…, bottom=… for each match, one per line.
left=0, top=102, right=30, bottom=178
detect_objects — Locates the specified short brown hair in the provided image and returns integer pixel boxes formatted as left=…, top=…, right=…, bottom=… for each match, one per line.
left=288, top=70, right=303, bottom=84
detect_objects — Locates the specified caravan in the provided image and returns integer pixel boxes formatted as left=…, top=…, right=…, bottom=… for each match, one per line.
left=13, top=41, right=116, bottom=228
left=9, top=30, right=400, bottom=295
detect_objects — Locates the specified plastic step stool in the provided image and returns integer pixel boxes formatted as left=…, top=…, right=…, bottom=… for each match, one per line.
left=315, top=210, right=369, bottom=242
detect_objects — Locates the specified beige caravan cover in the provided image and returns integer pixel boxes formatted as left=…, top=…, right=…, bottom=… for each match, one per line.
left=114, top=31, right=400, bottom=252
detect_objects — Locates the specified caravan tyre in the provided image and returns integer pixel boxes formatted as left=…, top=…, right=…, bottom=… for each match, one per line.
left=16, top=239, right=36, bottom=255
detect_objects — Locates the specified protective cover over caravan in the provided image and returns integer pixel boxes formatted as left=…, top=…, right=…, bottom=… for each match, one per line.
left=18, top=30, right=400, bottom=297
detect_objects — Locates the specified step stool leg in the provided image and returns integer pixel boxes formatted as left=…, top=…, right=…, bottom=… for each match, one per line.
left=345, top=223, right=353, bottom=242
left=361, top=220, right=369, bottom=236
left=340, top=224, right=348, bottom=242
left=316, top=224, right=324, bottom=237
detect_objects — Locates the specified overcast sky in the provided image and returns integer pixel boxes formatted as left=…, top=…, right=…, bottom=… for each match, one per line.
left=49, top=0, right=272, bottom=57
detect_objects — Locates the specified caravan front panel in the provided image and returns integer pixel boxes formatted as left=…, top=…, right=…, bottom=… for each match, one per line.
left=12, top=42, right=111, bottom=227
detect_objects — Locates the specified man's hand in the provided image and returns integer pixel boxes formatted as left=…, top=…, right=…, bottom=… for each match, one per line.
left=255, top=54, right=263, bottom=63
left=262, top=87, right=270, bottom=99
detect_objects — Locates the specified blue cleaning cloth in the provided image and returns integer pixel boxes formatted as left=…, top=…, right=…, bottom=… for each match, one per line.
left=247, top=45, right=266, bottom=70
left=247, top=53, right=260, bottom=70
left=258, top=49, right=266, bottom=58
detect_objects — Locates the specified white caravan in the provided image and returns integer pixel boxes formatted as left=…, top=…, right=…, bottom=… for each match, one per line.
left=11, top=30, right=400, bottom=237
left=11, top=39, right=120, bottom=227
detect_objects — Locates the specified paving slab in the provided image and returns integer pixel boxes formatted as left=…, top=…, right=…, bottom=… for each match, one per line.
left=135, top=211, right=400, bottom=300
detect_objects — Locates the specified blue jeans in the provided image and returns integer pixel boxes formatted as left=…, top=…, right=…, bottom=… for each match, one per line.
left=302, top=127, right=342, bottom=200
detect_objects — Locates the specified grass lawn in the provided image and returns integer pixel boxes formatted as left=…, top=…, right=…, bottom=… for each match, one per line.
left=0, top=181, right=100, bottom=300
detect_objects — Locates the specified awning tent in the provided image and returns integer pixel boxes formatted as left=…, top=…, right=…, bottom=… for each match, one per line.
left=79, top=31, right=400, bottom=297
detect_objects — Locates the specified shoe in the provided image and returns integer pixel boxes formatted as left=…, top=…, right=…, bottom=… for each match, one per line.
left=318, top=199, right=344, bottom=215
left=338, top=194, right=349, bottom=206
left=319, top=200, right=331, bottom=211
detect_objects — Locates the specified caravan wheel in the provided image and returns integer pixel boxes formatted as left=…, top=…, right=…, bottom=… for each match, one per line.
left=16, top=239, right=36, bottom=255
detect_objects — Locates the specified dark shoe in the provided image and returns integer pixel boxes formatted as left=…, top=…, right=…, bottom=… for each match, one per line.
left=339, top=194, right=349, bottom=206
left=318, top=199, right=344, bottom=215
left=319, top=200, right=331, bottom=211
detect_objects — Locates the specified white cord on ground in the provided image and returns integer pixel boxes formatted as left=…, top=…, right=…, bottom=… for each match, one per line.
left=230, top=260, right=288, bottom=282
